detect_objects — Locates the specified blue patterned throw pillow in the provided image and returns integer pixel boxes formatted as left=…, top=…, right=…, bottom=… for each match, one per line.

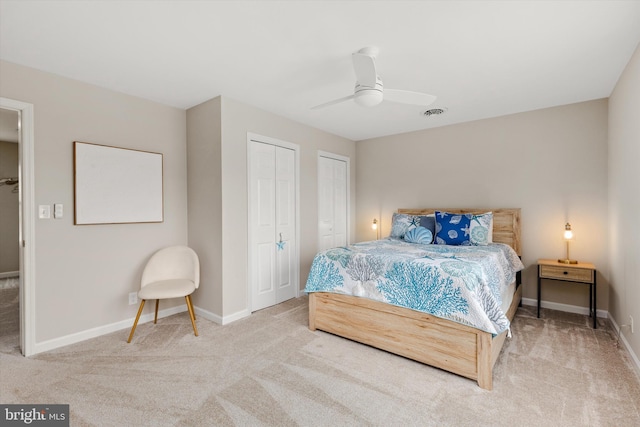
left=404, top=226, right=433, bottom=244
left=435, top=211, right=472, bottom=245
left=469, top=212, right=493, bottom=245
left=389, top=213, right=421, bottom=239
left=419, top=215, right=436, bottom=237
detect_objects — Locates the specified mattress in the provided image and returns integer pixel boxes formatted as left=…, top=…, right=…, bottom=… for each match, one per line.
left=305, top=239, right=524, bottom=335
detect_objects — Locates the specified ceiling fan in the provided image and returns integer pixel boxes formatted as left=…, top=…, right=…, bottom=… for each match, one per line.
left=312, top=46, right=437, bottom=110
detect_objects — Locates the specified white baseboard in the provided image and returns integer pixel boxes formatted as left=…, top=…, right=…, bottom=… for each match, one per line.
left=33, top=304, right=188, bottom=355
left=608, top=315, right=640, bottom=377
left=221, top=308, right=251, bottom=325
left=32, top=304, right=253, bottom=355
left=521, top=297, right=608, bottom=319
left=195, top=306, right=251, bottom=325
left=193, top=306, right=222, bottom=325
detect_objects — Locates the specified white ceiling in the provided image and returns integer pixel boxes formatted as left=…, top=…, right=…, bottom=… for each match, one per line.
left=1, top=1, right=639, bottom=141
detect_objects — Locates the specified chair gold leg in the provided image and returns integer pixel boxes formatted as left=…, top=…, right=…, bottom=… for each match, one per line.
left=185, top=295, right=198, bottom=336
left=185, top=295, right=195, bottom=322
left=154, top=299, right=159, bottom=324
left=127, top=299, right=146, bottom=343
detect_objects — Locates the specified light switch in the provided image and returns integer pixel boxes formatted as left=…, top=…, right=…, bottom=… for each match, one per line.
left=54, top=203, right=63, bottom=219
left=38, top=205, right=51, bottom=219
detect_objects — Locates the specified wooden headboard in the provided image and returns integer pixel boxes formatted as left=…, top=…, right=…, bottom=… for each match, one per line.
left=397, top=208, right=521, bottom=256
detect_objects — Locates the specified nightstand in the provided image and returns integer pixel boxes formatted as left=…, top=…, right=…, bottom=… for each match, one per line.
left=537, top=259, right=597, bottom=328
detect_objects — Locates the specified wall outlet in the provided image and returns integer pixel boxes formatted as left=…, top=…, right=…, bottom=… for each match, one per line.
left=631, top=315, right=634, bottom=334
left=128, top=292, right=138, bottom=305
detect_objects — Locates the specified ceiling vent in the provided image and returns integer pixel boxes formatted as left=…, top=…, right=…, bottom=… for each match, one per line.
left=422, top=108, right=447, bottom=117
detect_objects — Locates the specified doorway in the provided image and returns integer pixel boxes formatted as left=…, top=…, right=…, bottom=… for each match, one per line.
left=0, top=98, right=35, bottom=357
left=0, top=109, right=19, bottom=351
left=247, top=133, right=299, bottom=312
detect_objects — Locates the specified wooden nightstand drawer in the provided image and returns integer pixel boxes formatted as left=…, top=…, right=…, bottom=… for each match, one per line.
left=539, top=264, right=594, bottom=283
left=537, top=259, right=597, bottom=328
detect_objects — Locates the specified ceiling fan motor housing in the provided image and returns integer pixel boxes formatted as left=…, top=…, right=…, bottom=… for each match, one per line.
left=354, top=79, right=383, bottom=107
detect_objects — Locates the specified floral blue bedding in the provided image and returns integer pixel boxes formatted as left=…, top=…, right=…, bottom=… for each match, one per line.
left=305, top=239, right=524, bottom=335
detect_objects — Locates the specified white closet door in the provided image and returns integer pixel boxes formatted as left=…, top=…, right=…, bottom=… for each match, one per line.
left=250, top=142, right=277, bottom=311
left=250, top=140, right=297, bottom=312
left=318, top=154, right=348, bottom=251
left=332, top=158, right=347, bottom=247
left=275, top=147, right=296, bottom=303
left=318, top=156, right=335, bottom=251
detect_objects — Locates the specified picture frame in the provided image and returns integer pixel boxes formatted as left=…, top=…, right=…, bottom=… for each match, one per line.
left=73, top=141, right=164, bottom=225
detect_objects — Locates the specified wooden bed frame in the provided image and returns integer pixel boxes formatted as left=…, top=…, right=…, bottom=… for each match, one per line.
left=308, top=208, right=521, bottom=390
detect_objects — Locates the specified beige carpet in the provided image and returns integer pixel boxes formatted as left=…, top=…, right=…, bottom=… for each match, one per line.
left=1, top=292, right=639, bottom=426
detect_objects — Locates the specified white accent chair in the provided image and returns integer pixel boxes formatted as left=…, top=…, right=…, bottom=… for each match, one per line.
left=127, top=246, right=200, bottom=343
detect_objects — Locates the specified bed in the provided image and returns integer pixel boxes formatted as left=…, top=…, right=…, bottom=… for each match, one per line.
left=306, top=208, right=522, bottom=390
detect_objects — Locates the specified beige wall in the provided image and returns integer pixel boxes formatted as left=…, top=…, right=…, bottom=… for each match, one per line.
left=187, top=97, right=223, bottom=316
left=356, top=99, right=609, bottom=311
left=219, top=96, right=356, bottom=318
left=0, top=59, right=354, bottom=345
left=608, top=43, right=640, bottom=361
left=0, top=140, right=19, bottom=273
left=0, top=60, right=188, bottom=343
left=1, top=49, right=633, bottom=365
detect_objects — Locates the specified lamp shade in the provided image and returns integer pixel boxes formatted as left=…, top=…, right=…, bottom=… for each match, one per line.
left=563, top=223, right=574, bottom=240
left=559, top=222, right=577, bottom=264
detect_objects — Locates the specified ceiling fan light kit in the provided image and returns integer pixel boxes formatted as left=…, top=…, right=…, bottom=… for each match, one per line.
left=312, top=46, right=437, bottom=110
left=354, top=81, right=384, bottom=107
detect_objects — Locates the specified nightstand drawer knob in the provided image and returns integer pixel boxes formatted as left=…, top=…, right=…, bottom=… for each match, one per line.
left=563, top=271, right=568, bottom=275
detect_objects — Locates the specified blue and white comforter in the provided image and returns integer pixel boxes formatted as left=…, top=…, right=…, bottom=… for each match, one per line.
left=305, top=239, right=524, bottom=335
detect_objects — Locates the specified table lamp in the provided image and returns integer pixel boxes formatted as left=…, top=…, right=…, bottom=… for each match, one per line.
left=372, top=218, right=379, bottom=240
left=558, top=222, right=578, bottom=264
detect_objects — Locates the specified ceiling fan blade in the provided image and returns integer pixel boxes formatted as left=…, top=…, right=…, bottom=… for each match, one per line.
left=384, top=89, right=437, bottom=106
left=352, top=52, right=377, bottom=88
left=311, top=94, right=355, bottom=110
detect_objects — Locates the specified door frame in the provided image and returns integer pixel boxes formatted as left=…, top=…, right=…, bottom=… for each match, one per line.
left=317, top=151, right=351, bottom=251
left=246, top=132, right=300, bottom=311
left=1, top=97, right=36, bottom=357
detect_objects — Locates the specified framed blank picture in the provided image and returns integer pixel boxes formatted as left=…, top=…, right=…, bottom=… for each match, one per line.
left=74, top=141, right=164, bottom=225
